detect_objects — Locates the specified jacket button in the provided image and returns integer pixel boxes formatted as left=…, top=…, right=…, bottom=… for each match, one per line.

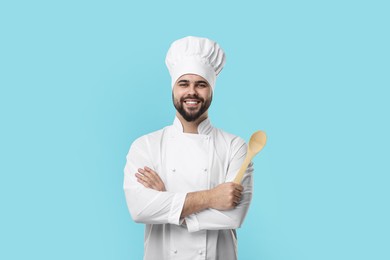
left=203, top=168, right=207, bottom=173
left=172, top=168, right=176, bottom=173
left=174, top=250, right=177, bottom=254
left=199, top=250, right=203, bottom=255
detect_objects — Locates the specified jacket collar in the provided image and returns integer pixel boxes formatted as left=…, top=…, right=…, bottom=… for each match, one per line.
left=173, top=116, right=213, bottom=135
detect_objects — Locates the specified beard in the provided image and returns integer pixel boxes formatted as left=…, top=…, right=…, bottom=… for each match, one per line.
left=172, top=93, right=212, bottom=122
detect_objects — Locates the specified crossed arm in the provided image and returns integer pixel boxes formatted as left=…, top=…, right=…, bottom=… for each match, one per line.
left=124, top=137, right=253, bottom=231
left=136, top=166, right=244, bottom=218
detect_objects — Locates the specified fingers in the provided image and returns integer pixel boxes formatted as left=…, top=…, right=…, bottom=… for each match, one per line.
left=136, top=168, right=156, bottom=186
left=208, top=182, right=245, bottom=210
left=233, top=191, right=242, bottom=201
left=219, top=183, right=244, bottom=208
left=138, top=167, right=157, bottom=181
left=233, top=193, right=243, bottom=205
left=234, top=184, right=244, bottom=192
left=135, top=173, right=152, bottom=188
left=232, top=183, right=244, bottom=206
left=135, top=166, right=166, bottom=191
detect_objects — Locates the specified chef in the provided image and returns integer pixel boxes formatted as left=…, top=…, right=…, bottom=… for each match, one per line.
left=123, top=36, right=253, bottom=260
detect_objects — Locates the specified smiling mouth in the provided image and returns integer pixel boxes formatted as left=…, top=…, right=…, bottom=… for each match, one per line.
left=183, top=99, right=201, bottom=105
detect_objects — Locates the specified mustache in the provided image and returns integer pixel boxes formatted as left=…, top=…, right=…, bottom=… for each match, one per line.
left=180, top=95, right=204, bottom=103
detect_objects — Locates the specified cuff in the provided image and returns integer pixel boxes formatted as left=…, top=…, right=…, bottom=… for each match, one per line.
left=185, top=214, right=200, bottom=232
left=168, top=192, right=187, bottom=225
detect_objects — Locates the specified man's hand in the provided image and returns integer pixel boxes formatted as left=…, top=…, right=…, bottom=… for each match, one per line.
left=207, top=182, right=243, bottom=210
left=180, top=182, right=243, bottom=218
left=135, top=166, right=166, bottom=191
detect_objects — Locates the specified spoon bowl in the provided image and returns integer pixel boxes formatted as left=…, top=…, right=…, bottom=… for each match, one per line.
left=248, top=131, right=267, bottom=155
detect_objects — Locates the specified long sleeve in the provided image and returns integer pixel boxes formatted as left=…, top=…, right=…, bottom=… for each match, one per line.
left=123, top=137, right=187, bottom=225
left=185, top=140, right=254, bottom=232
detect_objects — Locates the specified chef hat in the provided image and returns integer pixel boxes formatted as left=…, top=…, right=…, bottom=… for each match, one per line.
left=165, top=36, right=226, bottom=90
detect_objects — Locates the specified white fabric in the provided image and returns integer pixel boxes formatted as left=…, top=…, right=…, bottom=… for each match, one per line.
left=165, top=36, right=226, bottom=89
left=123, top=117, right=253, bottom=260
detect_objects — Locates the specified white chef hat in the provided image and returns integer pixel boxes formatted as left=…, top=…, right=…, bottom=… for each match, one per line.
left=165, top=36, right=226, bottom=90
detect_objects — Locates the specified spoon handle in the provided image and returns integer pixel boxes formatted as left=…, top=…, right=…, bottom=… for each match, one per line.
left=233, top=152, right=253, bottom=184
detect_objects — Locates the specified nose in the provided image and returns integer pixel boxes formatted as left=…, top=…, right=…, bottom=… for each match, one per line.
left=187, top=83, right=197, bottom=95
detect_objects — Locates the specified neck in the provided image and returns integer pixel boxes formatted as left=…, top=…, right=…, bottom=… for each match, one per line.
left=176, top=112, right=208, bottom=134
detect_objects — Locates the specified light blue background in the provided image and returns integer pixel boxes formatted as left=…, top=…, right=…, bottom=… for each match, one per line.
left=1, top=0, right=389, bottom=259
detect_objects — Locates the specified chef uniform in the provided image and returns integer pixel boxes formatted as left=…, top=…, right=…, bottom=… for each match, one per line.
left=124, top=36, right=254, bottom=260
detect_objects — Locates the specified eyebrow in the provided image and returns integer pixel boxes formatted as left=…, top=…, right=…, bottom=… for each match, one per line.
left=196, top=80, right=209, bottom=85
left=177, top=80, right=190, bottom=84
left=177, top=80, right=209, bottom=85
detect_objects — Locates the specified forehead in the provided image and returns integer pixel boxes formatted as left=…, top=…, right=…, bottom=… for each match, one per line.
left=177, top=74, right=208, bottom=83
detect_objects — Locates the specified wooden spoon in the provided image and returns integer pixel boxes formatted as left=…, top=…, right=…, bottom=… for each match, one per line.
left=233, top=131, right=267, bottom=184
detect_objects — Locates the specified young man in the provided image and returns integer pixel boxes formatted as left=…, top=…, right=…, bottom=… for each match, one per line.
left=124, top=36, right=253, bottom=260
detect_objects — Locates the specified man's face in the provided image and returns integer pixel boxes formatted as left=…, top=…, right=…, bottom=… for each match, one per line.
left=172, top=74, right=213, bottom=122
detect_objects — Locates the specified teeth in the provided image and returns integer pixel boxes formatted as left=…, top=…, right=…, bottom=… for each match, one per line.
left=185, top=100, right=199, bottom=104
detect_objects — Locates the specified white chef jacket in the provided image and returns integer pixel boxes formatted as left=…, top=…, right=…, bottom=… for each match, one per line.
left=123, top=117, right=253, bottom=260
